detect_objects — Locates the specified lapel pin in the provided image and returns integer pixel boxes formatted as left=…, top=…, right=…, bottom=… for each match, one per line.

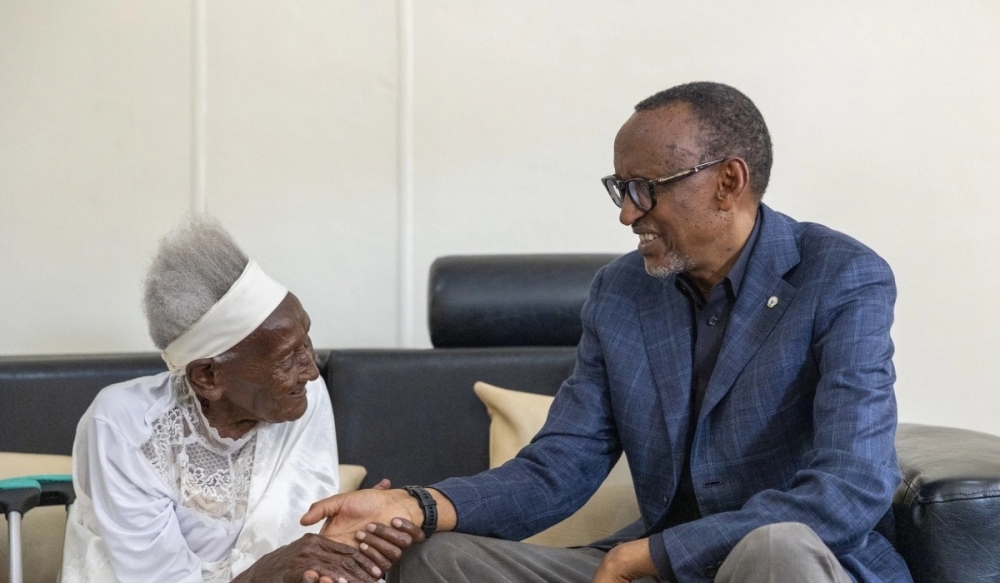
left=766, top=296, right=779, bottom=309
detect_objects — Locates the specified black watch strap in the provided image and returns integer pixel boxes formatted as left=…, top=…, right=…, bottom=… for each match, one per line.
left=404, top=485, right=438, bottom=539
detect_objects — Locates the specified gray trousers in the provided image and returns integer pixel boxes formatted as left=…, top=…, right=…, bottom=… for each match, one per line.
left=387, top=522, right=853, bottom=583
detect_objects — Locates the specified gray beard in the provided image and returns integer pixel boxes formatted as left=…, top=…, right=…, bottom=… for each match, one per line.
left=644, top=252, right=693, bottom=279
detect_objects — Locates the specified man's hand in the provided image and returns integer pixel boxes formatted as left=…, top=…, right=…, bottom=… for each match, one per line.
left=346, top=478, right=424, bottom=568
left=232, top=533, right=383, bottom=583
left=301, top=488, right=420, bottom=547
left=591, top=538, right=658, bottom=583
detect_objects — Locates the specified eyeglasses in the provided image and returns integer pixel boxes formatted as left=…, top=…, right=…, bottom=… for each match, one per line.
left=601, top=158, right=727, bottom=212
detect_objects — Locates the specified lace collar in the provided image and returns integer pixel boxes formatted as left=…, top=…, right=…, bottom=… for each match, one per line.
left=140, top=376, right=258, bottom=523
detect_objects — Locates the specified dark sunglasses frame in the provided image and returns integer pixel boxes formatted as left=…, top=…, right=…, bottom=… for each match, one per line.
left=601, top=157, right=728, bottom=212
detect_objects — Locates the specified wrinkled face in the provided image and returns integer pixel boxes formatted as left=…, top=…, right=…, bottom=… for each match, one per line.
left=214, top=293, right=318, bottom=424
left=614, top=103, right=726, bottom=279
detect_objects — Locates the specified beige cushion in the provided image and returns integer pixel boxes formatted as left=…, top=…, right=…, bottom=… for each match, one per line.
left=474, top=381, right=640, bottom=547
left=0, top=452, right=365, bottom=582
left=338, top=464, right=368, bottom=493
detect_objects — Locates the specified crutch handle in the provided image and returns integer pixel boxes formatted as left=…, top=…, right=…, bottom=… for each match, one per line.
left=22, top=474, right=75, bottom=506
left=0, top=478, right=41, bottom=516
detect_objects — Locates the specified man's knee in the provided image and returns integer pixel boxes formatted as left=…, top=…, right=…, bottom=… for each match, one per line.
left=388, top=532, right=464, bottom=583
left=718, top=522, right=849, bottom=583
left=740, top=521, right=823, bottom=554
left=388, top=533, right=480, bottom=583
left=388, top=533, right=605, bottom=583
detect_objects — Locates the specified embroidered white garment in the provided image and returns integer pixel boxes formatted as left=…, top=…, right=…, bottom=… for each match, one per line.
left=140, top=377, right=257, bottom=529
left=60, top=371, right=340, bottom=583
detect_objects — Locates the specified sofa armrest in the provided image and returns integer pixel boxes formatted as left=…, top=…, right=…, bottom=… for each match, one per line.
left=893, top=423, right=1000, bottom=583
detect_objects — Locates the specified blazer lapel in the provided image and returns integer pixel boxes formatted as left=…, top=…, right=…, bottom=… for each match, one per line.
left=638, top=274, right=694, bottom=490
left=698, top=205, right=801, bottom=424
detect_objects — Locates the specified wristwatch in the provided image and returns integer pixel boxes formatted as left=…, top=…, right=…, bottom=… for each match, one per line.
left=403, top=485, right=438, bottom=539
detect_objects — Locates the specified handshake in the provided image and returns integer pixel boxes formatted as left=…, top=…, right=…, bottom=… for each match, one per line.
left=235, top=480, right=432, bottom=583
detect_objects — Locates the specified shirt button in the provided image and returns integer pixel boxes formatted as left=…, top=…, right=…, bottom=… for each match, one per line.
left=708, top=316, right=718, bottom=326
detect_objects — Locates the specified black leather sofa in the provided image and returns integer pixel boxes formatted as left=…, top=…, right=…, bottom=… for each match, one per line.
left=2, top=254, right=998, bottom=583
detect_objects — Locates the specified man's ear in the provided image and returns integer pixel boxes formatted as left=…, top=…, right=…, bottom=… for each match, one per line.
left=715, top=157, right=750, bottom=212
left=186, top=358, right=225, bottom=402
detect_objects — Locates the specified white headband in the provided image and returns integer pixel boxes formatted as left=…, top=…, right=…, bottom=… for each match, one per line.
left=161, top=260, right=288, bottom=375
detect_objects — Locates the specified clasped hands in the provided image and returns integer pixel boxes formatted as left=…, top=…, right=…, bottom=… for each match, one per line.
left=238, top=479, right=423, bottom=583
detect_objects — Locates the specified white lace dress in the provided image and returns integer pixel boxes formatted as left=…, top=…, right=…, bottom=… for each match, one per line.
left=61, top=372, right=340, bottom=583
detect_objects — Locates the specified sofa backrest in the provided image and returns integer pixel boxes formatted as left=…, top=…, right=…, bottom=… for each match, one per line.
left=0, top=351, right=334, bottom=456
left=325, top=347, right=575, bottom=489
left=0, top=347, right=576, bottom=490
left=0, top=354, right=167, bottom=455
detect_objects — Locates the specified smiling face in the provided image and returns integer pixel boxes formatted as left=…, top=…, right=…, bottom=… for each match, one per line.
left=614, top=102, right=742, bottom=284
left=209, top=292, right=318, bottom=425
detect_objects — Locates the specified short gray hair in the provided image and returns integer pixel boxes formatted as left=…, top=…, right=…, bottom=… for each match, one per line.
left=636, top=82, right=773, bottom=200
left=143, top=215, right=249, bottom=350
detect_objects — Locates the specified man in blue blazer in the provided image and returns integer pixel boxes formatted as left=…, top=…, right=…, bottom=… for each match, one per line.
left=304, top=82, right=913, bottom=583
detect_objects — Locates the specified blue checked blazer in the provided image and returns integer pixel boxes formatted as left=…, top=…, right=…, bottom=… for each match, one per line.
left=434, top=204, right=913, bottom=583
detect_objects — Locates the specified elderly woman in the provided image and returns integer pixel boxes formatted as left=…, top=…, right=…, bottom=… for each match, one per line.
left=60, top=217, right=414, bottom=583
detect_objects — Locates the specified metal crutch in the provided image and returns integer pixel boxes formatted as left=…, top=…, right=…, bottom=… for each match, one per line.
left=1, top=474, right=74, bottom=583
left=0, top=477, right=41, bottom=583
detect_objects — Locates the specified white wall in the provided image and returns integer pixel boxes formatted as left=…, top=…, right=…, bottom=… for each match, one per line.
left=1, top=1, right=998, bottom=435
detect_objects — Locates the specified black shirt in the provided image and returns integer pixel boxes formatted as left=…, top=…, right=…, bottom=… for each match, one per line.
left=648, top=208, right=763, bottom=577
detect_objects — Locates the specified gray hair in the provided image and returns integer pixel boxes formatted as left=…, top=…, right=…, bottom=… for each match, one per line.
left=143, top=215, right=249, bottom=350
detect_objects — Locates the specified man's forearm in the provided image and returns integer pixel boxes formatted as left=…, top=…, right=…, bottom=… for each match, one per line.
left=427, top=488, right=457, bottom=531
